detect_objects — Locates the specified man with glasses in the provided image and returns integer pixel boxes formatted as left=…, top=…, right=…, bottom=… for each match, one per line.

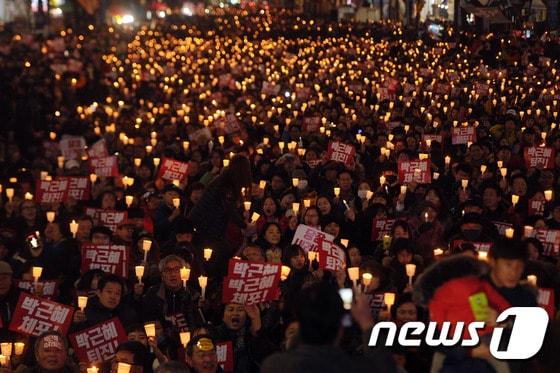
left=142, top=255, right=204, bottom=337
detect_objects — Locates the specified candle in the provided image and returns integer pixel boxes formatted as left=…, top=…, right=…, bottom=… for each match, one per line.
left=333, top=187, right=340, bottom=197
left=14, top=342, right=24, bottom=356
left=5, top=188, right=14, bottom=202
left=292, top=178, right=299, bottom=187
left=144, top=323, right=156, bottom=338
left=524, top=225, right=534, bottom=237
left=480, top=164, right=487, bottom=174
left=444, top=155, right=451, bottom=166
left=87, top=367, right=99, bottom=373
left=478, top=251, right=488, bottom=261
left=434, top=248, right=444, bottom=256
left=142, top=239, right=152, bottom=262
left=362, top=273, right=373, bottom=286
left=180, top=267, right=190, bottom=288
left=243, top=201, right=251, bottom=212
left=223, top=159, right=230, bottom=167
left=125, top=195, right=133, bottom=208
left=340, top=239, right=349, bottom=248
left=400, top=185, right=407, bottom=195
left=204, top=248, right=212, bottom=261
left=182, top=141, right=190, bottom=152
left=500, top=168, right=507, bottom=178
left=135, top=265, right=145, bottom=284
left=384, top=292, right=396, bottom=312
left=57, top=156, right=65, bottom=169
left=46, top=211, right=56, bottom=223
left=348, top=267, right=360, bottom=287
left=497, top=160, right=503, bottom=169
left=366, top=191, right=374, bottom=200
left=32, top=266, right=43, bottom=284
left=505, top=228, right=514, bottom=239
left=461, top=179, right=468, bottom=190
left=307, top=251, right=316, bottom=263
left=69, top=220, right=79, bottom=238
left=0, top=343, right=12, bottom=357
left=198, top=276, right=208, bottom=299
left=251, top=212, right=260, bottom=223
left=90, top=173, right=97, bottom=183
left=0, top=355, right=8, bottom=368
left=117, top=362, right=132, bottom=373
left=259, top=180, right=266, bottom=190
left=281, top=265, right=291, bottom=281
left=180, top=332, right=191, bottom=347
left=379, top=175, right=386, bottom=185
left=172, top=197, right=181, bottom=208
left=511, top=194, right=519, bottom=207
left=24, top=192, right=33, bottom=200
left=153, top=158, right=160, bottom=167
left=545, top=190, right=553, bottom=201
left=303, top=199, right=311, bottom=208
left=527, top=275, right=537, bottom=286
left=406, top=264, right=416, bottom=285
left=78, top=296, right=88, bottom=311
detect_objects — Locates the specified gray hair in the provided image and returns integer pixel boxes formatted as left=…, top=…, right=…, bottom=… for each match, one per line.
left=158, top=255, right=187, bottom=272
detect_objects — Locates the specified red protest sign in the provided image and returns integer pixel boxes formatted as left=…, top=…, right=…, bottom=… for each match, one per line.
left=85, top=208, right=128, bottom=232
left=216, top=341, right=234, bottom=372
left=292, top=224, right=334, bottom=253
left=89, top=156, right=119, bottom=177
left=69, top=318, right=128, bottom=363
left=157, top=157, right=190, bottom=183
left=81, top=244, right=129, bottom=277
left=528, top=197, right=546, bottom=216
left=492, top=222, right=513, bottom=236
left=9, top=293, right=73, bottom=336
left=302, top=117, right=321, bottom=133
left=222, top=260, right=281, bottom=305
left=59, top=136, right=86, bottom=160
left=371, top=218, right=396, bottom=241
left=318, top=240, right=346, bottom=272
left=451, top=126, right=477, bottom=145
left=524, top=147, right=555, bottom=169
left=59, top=176, right=90, bottom=201
left=16, top=280, right=58, bottom=299
left=422, top=134, right=443, bottom=145
left=397, top=159, right=431, bottom=184
left=537, top=288, right=556, bottom=319
left=533, top=229, right=560, bottom=256
left=327, top=141, right=355, bottom=166
left=87, top=139, right=109, bottom=159
left=35, top=178, right=69, bottom=203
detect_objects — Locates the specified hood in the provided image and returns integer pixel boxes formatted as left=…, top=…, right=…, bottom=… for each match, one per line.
left=413, top=255, right=489, bottom=307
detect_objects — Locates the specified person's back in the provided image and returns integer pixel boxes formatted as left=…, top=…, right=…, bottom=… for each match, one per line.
left=261, top=281, right=396, bottom=373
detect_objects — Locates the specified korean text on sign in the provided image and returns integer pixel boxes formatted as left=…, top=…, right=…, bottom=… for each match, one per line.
left=291, top=224, right=334, bottom=253
left=397, top=159, right=431, bottom=184
left=222, top=260, right=281, bottom=305
left=327, top=141, right=356, bottom=166
left=69, top=318, right=128, bottom=363
left=89, top=156, right=119, bottom=177
left=318, top=240, right=346, bottom=272
left=524, top=147, right=555, bottom=169
left=35, top=178, right=69, bottom=203
left=451, top=126, right=477, bottom=145
left=59, top=176, right=90, bottom=201
left=81, top=244, right=129, bottom=277
left=157, top=158, right=190, bottom=183
left=9, top=293, right=73, bottom=337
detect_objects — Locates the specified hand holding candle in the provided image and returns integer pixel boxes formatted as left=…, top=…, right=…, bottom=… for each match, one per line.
left=281, top=265, right=291, bottom=281
left=180, top=266, right=190, bottom=288
left=135, top=265, right=145, bottom=284
left=69, top=220, right=79, bottom=238
left=204, top=248, right=213, bottom=261
left=198, top=276, right=208, bottom=299
left=406, top=264, right=416, bottom=285
left=78, top=296, right=88, bottom=311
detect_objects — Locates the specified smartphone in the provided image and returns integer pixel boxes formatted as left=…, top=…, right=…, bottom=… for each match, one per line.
left=339, top=288, right=353, bottom=310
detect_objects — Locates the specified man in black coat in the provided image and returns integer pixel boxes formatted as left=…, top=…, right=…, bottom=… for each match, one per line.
left=261, top=281, right=396, bottom=373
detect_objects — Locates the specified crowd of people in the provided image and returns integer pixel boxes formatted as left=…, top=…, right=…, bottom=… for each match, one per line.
left=0, top=7, right=560, bottom=373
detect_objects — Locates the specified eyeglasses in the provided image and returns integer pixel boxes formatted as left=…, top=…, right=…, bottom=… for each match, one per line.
left=163, top=266, right=182, bottom=273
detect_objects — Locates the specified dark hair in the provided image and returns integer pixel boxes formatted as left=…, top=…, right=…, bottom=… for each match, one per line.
left=489, top=238, right=528, bottom=262
left=186, top=334, right=216, bottom=357
left=390, top=220, right=412, bottom=238
left=97, top=273, right=124, bottom=292
left=391, top=238, right=414, bottom=255
left=295, top=281, right=344, bottom=345
left=390, top=292, right=422, bottom=320
left=282, top=244, right=305, bottom=265
left=75, top=269, right=105, bottom=292
left=523, top=237, right=544, bottom=257
left=116, top=341, right=152, bottom=373
left=216, top=155, right=252, bottom=200
left=156, top=361, right=190, bottom=373
left=126, top=324, right=146, bottom=335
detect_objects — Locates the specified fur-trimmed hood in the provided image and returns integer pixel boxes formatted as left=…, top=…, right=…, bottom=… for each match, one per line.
left=413, top=255, right=490, bottom=307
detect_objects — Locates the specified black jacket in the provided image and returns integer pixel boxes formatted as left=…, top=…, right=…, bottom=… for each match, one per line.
left=76, top=296, right=140, bottom=330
